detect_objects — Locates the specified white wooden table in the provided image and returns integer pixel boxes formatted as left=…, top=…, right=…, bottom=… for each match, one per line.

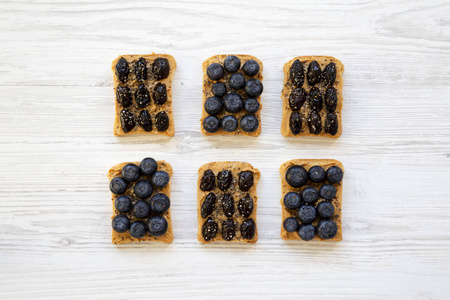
left=1, top=1, right=449, bottom=299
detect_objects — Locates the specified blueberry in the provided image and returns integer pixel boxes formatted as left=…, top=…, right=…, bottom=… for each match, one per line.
left=322, top=62, right=337, bottom=86
left=317, top=219, right=338, bottom=239
left=290, top=59, right=305, bottom=87
left=152, top=171, right=170, bottom=188
left=135, top=57, right=147, bottom=81
left=308, top=111, right=322, bottom=135
left=308, top=166, right=325, bottom=182
left=201, top=192, right=216, bottom=218
left=202, top=217, right=218, bottom=241
left=301, top=186, right=319, bottom=204
left=309, top=87, right=323, bottom=111
left=140, top=157, right=158, bottom=175
left=152, top=82, right=167, bottom=105
left=228, top=73, right=246, bottom=90
left=114, top=195, right=132, bottom=213
left=112, top=215, right=130, bottom=233
left=200, top=169, right=216, bottom=191
left=115, top=57, right=129, bottom=83
left=203, top=116, right=220, bottom=133
left=133, top=200, right=150, bottom=219
left=319, top=184, right=337, bottom=200
left=129, top=221, right=147, bottom=239
left=326, top=166, right=343, bottom=183
left=212, top=82, right=227, bottom=97
left=297, top=205, right=317, bottom=224
left=152, top=57, right=170, bottom=80
left=240, top=114, right=259, bottom=133
left=283, top=217, right=299, bottom=233
left=222, top=219, right=236, bottom=241
left=135, top=84, right=151, bottom=108
left=285, top=165, right=308, bottom=188
left=289, top=112, right=302, bottom=135
left=116, top=85, right=132, bottom=108
left=109, top=177, right=128, bottom=195
left=147, top=215, right=168, bottom=236
left=307, top=61, right=321, bottom=86
left=134, top=180, right=153, bottom=199
left=207, top=63, right=224, bottom=81
left=244, top=79, right=263, bottom=98
left=121, top=163, right=140, bottom=182
left=325, top=87, right=338, bottom=112
left=242, top=60, right=260, bottom=76
left=238, top=171, right=254, bottom=192
left=149, top=193, right=170, bottom=214
left=223, top=92, right=244, bottom=113
left=217, top=170, right=233, bottom=191
left=224, top=55, right=241, bottom=73
left=283, top=192, right=302, bottom=210
left=240, top=218, right=256, bottom=239
left=317, top=201, right=335, bottom=218
left=325, top=113, right=339, bottom=136
left=138, top=110, right=152, bottom=132
left=244, top=98, right=260, bottom=114
left=155, top=111, right=169, bottom=131
left=238, top=194, right=253, bottom=217
left=298, top=224, right=316, bottom=241
left=204, top=96, right=223, bottom=115
left=221, top=115, right=238, bottom=132
left=120, top=109, right=136, bottom=133
left=289, top=87, right=306, bottom=111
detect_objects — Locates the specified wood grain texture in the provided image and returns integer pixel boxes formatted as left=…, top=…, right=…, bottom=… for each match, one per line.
left=1, top=0, right=450, bottom=299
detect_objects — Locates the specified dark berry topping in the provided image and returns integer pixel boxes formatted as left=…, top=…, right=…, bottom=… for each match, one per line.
left=217, top=170, right=233, bottom=191
left=109, top=177, right=128, bottom=195
left=238, top=194, right=254, bottom=218
left=204, top=96, right=223, bottom=115
left=289, top=87, right=306, bottom=111
left=152, top=83, right=167, bottom=105
left=289, top=59, right=305, bottom=87
left=240, top=114, right=259, bottom=133
left=201, top=192, right=216, bottom=218
left=224, top=55, right=241, bottom=73
left=212, top=82, right=227, bottom=97
left=221, top=115, right=238, bottom=132
left=308, top=111, right=322, bottom=134
left=297, top=205, right=317, bottom=224
left=120, top=109, right=136, bottom=133
left=240, top=218, right=256, bottom=240
left=244, top=79, right=263, bottom=98
left=200, top=169, right=216, bottom=191
left=223, top=92, right=244, bottom=113
left=242, top=60, right=260, bottom=76
left=138, top=109, right=153, bottom=132
left=134, top=180, right=153, bottom=199
left=322, top=62, right=337, bottom=86
left=135, top=57, right=147, bottom=81
left=147, top=215, right=168, bottom=236
left=283, top=192, right=302, bottom=210
left=301, top=186, right=319, bottom=204
left=319, top=184, right=337, bottom=200
left=202, top=217, right=218, bottom=241
left=317, top=201, right=335, bottom=218
left=207, top=63, right=224, bottom=81
left=308, top=166, right=326, bottom=182
left=222, top=219, right=236, bottom=241
left=238, top=171, right=254, bottom=192
left=151, top=170, right=170, bottom=188
left=112, top=215, right=130, bottom=233
left=325, top=113, right=339, bottom=136
left=116, top=85, right=132, bottom=108
left=149, top=193, right=170, bottom=214
left=326, top=166, right=343, bottom=183
left=140, top=157, right=158, bottom=175
left=152, top=57, right=170, bottom=80
left=155, top=111, right=169, bottom=131
left=285, top=165, right=308, bottom=188
left=229, top=73, right=246, bottom=90
left=133, top=200, right=150, bottom=219
left=121, top=163, right=140, bottom=182
left=203, top=116, right=220, bottom=133
left=244, top=98, right=260, bottom=114
left=283, top=217, right=300, bottom=233
left=129, top=221, right=147, bottom=239
left=317, top=219, right=337, bottom=239
left=298, top=224, right=316, bottom=241
left=289, top=112, right=302, bottom=135
left=114, top=195, right=132, bottom=213
left=325, top=87, right=338, bottom=112
left=309, top=87, right=323, bottom=111
left=115, top=57, right=129, bottom=83
left=135, top=84, right=151, bottom=108
left=307, top=61, right=322, bottom=86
